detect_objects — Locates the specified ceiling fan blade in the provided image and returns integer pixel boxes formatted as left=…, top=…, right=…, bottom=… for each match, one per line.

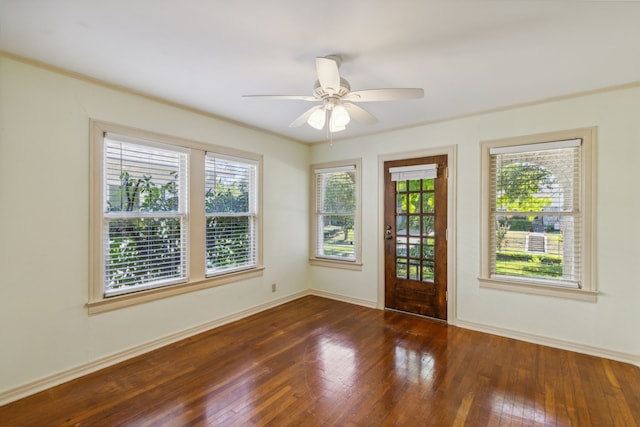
left=344, top=88, right=424, bottom=102
left=289, top=105, right=323, bottom=128
left=343, top=103, right=378, bottom=125
left=316, top=56, right=341, bottom=94
left=242, top=94, right=317, bottom=101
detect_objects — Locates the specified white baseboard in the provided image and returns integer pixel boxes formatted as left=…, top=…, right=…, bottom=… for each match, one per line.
left=0, top=291, right=308, bottom=406
left=308, top=288, right=378, bottom=309
left=453, top=318, right=640, bottom=368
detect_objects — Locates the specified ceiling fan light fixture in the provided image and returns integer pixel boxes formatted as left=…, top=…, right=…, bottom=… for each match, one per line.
left=329, top=120, right=346, bottom=133
left=307, top=108, right=326, bottom=130
left=331, top=104, right=351, bottom=127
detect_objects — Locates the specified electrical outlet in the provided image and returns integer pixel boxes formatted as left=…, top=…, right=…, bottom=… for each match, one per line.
left=271, top=283, right=277, bottom=292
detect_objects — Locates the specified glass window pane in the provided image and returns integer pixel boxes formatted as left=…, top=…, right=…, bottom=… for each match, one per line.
left=494, top=147, right=578, bottom=213
left=205, top=156, right=254, bottom=214
left=422, top=238, right=434, bottom=259
left=397, top=193, right=407, bottom=214
left=422, top=261, right=435, bottom=281
left=106, top=217, right=185, bottom=291
left=423, top=216, right=434, bottom=236
left=396, top=258, right=407, bottom=279
left=409, top=180, right=421, bottom=191
left=409, top=216, right=420, bottom=236
left=206, top=216, right=253, bottom=272
left=422, top=194, right=434, bottom=213
left=422, top=179, right=434, bottom=191
left=408, top=193, right=421, bottom=214
left=317, top=171, right=356, bottom=214
left=396, top=180, right=407, bottom=192
left=318, top=215, right=355, bottom=260
left=396, top=216, right=407, bottom=236
left=409, top=243, right=421, bottom=258
left=409, top=260, right=420, bottom=280
left=105, top=140, right=184, bottom=213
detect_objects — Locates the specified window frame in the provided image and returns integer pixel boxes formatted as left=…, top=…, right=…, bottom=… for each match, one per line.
left=89, top=120, right=263, bottom=314
left=309, top=159, right=362, bottom=270
left=479, top=127, right=596, bottom=302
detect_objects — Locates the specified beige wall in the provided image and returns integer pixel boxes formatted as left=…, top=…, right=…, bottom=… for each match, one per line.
left=0, top=56, right=310, bottom=395
left=310, top=84, right=640, bottom=360
left=2, top=53, right=639, bottom=400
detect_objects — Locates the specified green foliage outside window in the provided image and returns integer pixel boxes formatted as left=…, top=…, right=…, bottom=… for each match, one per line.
left=322, top=172, right=355, bottom=241
left=205, top=181, right=251, bottom=271
left=320, top=171, right=356, bottom=258
left=106, top=171, right=183, bottom=290
left=495, top=162, right=562, bottom=279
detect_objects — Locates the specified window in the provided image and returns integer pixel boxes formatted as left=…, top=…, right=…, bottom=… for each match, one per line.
left=103, top=136, right=188, bottom=297
left=90, top=121, right=263, bottom=313
left=310, top=159, right=362, bottom=269
left=479, top=128, right=595, bottom=301
left=205, top=154, right=258, bottom=275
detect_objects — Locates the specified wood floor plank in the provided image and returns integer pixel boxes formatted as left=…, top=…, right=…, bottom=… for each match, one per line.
left=1, top=296, right=639, bottom=426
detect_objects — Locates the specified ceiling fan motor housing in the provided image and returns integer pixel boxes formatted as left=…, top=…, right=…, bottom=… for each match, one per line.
left=313, top=78, right=351, bottom=99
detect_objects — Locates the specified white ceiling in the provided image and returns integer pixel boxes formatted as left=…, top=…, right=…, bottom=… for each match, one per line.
left=2, top=0, right=640, bottom=144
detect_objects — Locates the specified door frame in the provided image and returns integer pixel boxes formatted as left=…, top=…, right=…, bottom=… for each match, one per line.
left=377, top=145, right=458, bottom=322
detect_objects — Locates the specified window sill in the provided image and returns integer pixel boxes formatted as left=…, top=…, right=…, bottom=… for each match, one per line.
left=88, top=267, right=265, bottom=314
left=309, top=258, right=363, bottom=271
left=478, top=276, right=597, bottom=302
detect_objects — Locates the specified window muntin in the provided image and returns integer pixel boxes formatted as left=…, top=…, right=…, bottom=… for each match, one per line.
left=480, top=128, right=595, bottom=299
left=205, top=154, right=258, bottom=275
left=103, top=136, right=188, bottom=296
left=311, top=161, right=361, bottom=266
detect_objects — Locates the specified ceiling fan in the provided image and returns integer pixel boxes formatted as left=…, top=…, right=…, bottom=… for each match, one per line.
left=242, top=55, right=424, bottom=133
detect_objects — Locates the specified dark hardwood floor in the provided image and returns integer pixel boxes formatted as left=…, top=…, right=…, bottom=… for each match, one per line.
left=1, top=295, right=639, bottom=426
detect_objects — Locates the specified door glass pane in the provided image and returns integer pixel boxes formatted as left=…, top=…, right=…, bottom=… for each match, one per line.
left=422, top=179, right=434, bottom=191
left=423, top=216, right=434, bottom=235
left=397, top=193, right=407, bottom=213
left=408, top=193, right=420, bottom=213
left=397, top=258, right=407, bottom=278
left=409, top=216, right=421, bottom=235
left=396, top=216, right=407, bottom=236
left=422, top=238, right=434, bottom=258
left=422, top=261, right=435, bottom=281
left=409, top=243, right=420, bottom=258
left=396, top=181, right=406, bottom=192
left=422, top=194, right=434, bottom=213
left=396, top=241, right=407, bottom=257
left=409, top=260, right=420, bottom=280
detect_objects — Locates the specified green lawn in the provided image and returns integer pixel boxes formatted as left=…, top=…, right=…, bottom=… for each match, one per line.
left=323, top=229, right=355, bottom=257
left=497, top=230, right=564, bottom=278
left=495, top=258, right=562, bottom=278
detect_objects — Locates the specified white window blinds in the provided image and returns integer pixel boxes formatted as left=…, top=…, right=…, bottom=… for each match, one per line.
left=103, top=134, right=188, bottom=296
left=389, top=164, right=438, bottom=181
left=205, top=153, right=258, bottom=275
left=314, top=165, right=357, bottom=261
left=489, top=139, right=582, bottom=286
